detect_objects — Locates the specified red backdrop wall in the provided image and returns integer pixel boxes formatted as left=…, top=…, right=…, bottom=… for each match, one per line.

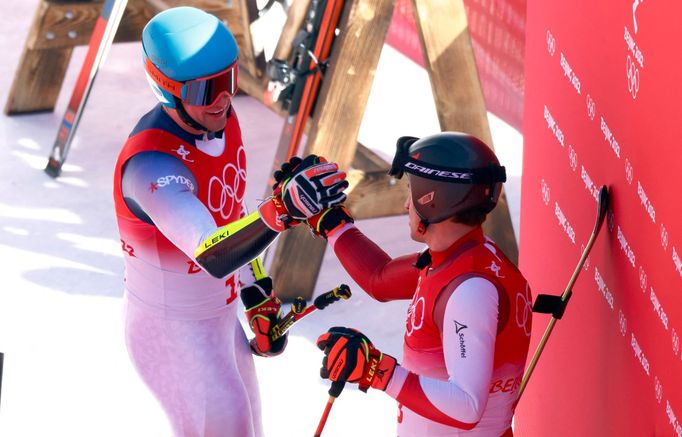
left=516, top=1, right=682, bottom=436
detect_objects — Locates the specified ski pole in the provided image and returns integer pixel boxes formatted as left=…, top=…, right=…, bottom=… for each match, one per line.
left=0, top=352, right=4, bottom=409
left=270, top=284, right=352, bottom=341
left=314, top=381, right=345, bottom=437
left=517, top=185, right=609, bottom=402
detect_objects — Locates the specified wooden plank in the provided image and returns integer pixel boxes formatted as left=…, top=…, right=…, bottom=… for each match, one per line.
left=237, top=68, right=267, bottom=101
left=412, top=0, right=519, bottom=264
left=5, top=46, right=73, bottom=114
left=351, top=143, right=390, bottom=172
left=303, top=0, right=395, bottom=165
left=345, top=169, right=408, bottom=219
left=28, top=1, right=246, bottom=49
left=269, top=0, right=396, bottom=300
left=234, top=0, right=258, bottom=78
left=272, top=0, right=311, bottom=61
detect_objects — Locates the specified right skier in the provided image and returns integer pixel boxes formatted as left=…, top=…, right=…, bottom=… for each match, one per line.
left=303, top=132, right=533, bottom=436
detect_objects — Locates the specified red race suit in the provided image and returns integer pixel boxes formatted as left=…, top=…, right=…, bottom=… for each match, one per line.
left=330, top=225, right=532, bottom=436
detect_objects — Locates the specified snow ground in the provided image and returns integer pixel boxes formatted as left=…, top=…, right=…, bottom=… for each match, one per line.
left=0, top=1, right=522, bottom=435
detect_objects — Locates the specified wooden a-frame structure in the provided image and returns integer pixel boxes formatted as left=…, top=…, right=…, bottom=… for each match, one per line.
left=268, top=0, right=519, bottom=299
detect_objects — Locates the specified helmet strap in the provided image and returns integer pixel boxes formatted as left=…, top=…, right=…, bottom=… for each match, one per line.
left=174, top=96, right=231, bottom=140
left=417, top=219, right=429, bottom=235
left=174, top=97, right=210, bottom=132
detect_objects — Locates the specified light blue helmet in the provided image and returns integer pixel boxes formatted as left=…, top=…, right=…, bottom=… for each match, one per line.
left=142, top=7, right=239, bottom=108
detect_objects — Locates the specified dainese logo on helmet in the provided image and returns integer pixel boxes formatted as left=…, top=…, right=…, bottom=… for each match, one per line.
left=404, top=162, right=472, bottom=180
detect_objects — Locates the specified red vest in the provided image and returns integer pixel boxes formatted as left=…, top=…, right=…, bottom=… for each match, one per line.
left=402, top=227, right=532, bottom=381
left=113, top=111, right=246, bottom=316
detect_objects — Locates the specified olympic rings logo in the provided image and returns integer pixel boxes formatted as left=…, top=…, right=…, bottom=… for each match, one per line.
left=661, top=224, right=669, bottom=251
left=639, top=266, right=647, bottom=293
left=626, top=56, right=640, bottom=99
left=619, top=310, right=627, bottom=337
left=568, top=145, right=578, bottom=172
left=546, top=30, right=556, bottom=56
left=208, top=145, right=247, bottom=220
left=586, top=94, right=596, bottom=121
left=405, top=296, right=425, bottom=336
left=515, top=284, right=533, bottom=337
left=624, top=159, right=634, bottom=185
left=541, top=179, right=551, bottom=206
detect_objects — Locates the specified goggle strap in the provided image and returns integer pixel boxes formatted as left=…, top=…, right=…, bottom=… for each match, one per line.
left=145, top=57, right=183, bottom=98
left=400, top=157, right=506, bottom=185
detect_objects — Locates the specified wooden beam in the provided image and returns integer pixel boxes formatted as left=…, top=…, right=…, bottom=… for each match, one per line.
left=345, top=169, right=408, bottom=219
left=272, top=0, right=311, bottom=61
left=234, top=0, right=258, bottom=78
left=4, top=46, right=73, bottom=115
left=269, top=0, right=396, bottom=300
left=351, top=143, right=390, bottom=172
left=412, top=0, right=519, bottom=264
left=5, top=0, right=75, bottom=114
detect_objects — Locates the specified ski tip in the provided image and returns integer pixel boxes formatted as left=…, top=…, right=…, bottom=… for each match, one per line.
left=44, top=159, right=62, bottom=178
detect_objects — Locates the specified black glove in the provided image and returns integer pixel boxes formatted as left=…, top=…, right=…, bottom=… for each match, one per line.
left=306, top=205, right=354, bottom=239
left=241, top=277, right=288, bottom=357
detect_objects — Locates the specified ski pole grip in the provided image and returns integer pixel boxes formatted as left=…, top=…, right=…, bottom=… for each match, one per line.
left=328, top=380, right=345, bottom=398
left=333, top=284, right=351, bottom=299
left=314, top=284, right=351, bottom=309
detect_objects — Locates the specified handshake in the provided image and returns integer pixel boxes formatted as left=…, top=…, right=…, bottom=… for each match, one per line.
left=258, top=154, right=354, bottom=239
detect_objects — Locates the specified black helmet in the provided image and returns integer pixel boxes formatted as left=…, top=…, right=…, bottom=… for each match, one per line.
left=389, top=132, right=506, bottom=225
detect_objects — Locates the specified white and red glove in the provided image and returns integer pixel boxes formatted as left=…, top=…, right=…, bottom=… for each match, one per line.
left=258, top=155, right=348, bottom=233
left=316, top=327, right=397, bottom=392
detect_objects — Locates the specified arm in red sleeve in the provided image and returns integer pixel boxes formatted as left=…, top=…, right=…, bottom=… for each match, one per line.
left=330, top=225, right=420, bottom=301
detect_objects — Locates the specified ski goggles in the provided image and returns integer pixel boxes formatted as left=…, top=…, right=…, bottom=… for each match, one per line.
left=145, top=57, right=239, bottom=106
left=389, top=136, right=506, bottom=184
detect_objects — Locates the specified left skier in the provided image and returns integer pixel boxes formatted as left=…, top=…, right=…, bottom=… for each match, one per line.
left=112, top=7, right=348, bottom=436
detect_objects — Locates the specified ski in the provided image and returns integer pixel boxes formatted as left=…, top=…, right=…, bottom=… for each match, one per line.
left=264, top=0, right=346, bottom=190
left=517, top=185, right=610, bottom=402
left=45, top=0, right=128, bottom=178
